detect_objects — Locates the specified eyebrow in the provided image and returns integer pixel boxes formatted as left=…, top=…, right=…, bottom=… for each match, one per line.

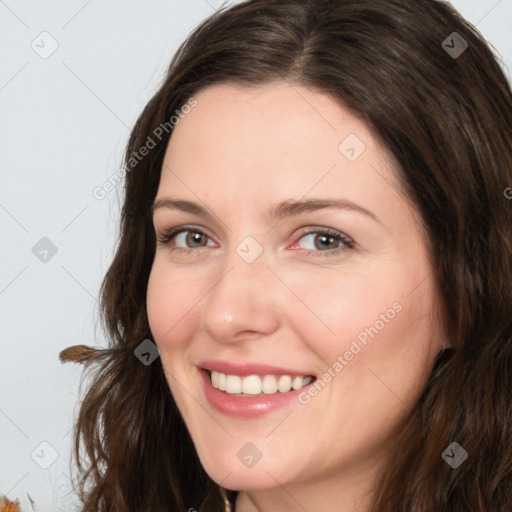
left=151, top=197, right=381, bottom=225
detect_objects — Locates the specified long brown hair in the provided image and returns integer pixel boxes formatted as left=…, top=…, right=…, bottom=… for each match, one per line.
left=60, top=0, right=512, bottom=510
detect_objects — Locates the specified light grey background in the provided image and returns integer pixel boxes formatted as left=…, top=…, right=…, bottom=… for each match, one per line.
left=1, top=1, right=511, bottom=510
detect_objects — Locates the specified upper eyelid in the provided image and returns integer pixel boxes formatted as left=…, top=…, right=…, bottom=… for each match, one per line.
left=162, top=224, right=215, bottom=239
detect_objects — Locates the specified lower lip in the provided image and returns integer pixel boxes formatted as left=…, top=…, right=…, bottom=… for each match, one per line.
left=199, top=369, right=314, bottom=419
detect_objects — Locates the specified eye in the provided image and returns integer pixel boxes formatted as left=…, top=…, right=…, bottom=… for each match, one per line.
left=157, top=226, right=215, bottom=253
left=291, top=227, right=354, bottom=256
left=156, top=225, right=354, bottom=257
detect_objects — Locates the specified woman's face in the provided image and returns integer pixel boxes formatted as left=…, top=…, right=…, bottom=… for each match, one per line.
left=147, top=81, right=448, bottom=507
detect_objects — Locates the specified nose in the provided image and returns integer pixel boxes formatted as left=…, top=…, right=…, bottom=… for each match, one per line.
left=199, top=252, right=282, bottom=344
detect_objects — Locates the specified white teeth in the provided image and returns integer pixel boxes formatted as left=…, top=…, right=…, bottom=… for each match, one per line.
left=278, top=375, right=292, bottom=393
left=303, top=376, right=313, bottom=386
left=209, top=371, right=314, bottom=396
left=217, top=372, right=227, bottom=391
left=262, top=375, right=278, bottom=394
left=292, top=376, right=304, bottom=390
left=241, top=375, right=262, bottom=395
left=225, top=374, right=242, bottom=394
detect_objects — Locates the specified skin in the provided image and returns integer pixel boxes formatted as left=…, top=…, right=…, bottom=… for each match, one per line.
left=146, top=81, right=450, bottom=511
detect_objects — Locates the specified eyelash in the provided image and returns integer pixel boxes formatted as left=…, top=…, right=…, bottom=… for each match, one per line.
left=157, top=225, right=354, bottom=257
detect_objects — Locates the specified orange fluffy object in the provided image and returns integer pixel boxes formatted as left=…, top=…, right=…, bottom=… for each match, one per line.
left=0, top=496, right=21, bottom=512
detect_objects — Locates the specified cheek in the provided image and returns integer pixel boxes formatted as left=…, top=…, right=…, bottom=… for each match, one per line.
left=146, top=264, right=202, bottom=411
left=282, top=268, right=403, bottom=354
left=309, top=278, right=437, bottom=408
left=146, top=261, right=201, bottom=350
left=283, top=266, right=433, bottom=375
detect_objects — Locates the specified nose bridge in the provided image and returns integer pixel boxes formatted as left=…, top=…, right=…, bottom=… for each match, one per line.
left=199, top=242, right=281, bottom=341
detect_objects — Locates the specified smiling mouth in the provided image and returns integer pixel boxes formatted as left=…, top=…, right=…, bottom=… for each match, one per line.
left=206, top=370, right=316, bottom=396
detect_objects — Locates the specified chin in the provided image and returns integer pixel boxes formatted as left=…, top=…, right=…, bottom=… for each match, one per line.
left=198, top=448, right=301, bottom=491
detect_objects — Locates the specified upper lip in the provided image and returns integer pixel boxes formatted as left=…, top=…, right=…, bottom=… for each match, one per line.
left=199, top=359, right=315, bottom=377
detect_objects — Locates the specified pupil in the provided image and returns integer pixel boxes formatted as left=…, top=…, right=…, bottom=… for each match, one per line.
left=316, top=235, right=336, bottom=250
left=188, top=232, right=204, bottom=246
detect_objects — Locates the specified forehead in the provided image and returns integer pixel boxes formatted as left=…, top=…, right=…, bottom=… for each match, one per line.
left=168, top=81, right=371, bottom=164
left=158, top=81, right=409, bottom=225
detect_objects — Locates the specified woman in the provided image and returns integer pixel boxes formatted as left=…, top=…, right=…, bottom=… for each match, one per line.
left=60, top=0, right=512, bottom=510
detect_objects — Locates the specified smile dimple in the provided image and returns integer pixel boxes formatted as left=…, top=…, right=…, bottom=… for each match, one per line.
left=208, top=370, right=315, bottom=396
